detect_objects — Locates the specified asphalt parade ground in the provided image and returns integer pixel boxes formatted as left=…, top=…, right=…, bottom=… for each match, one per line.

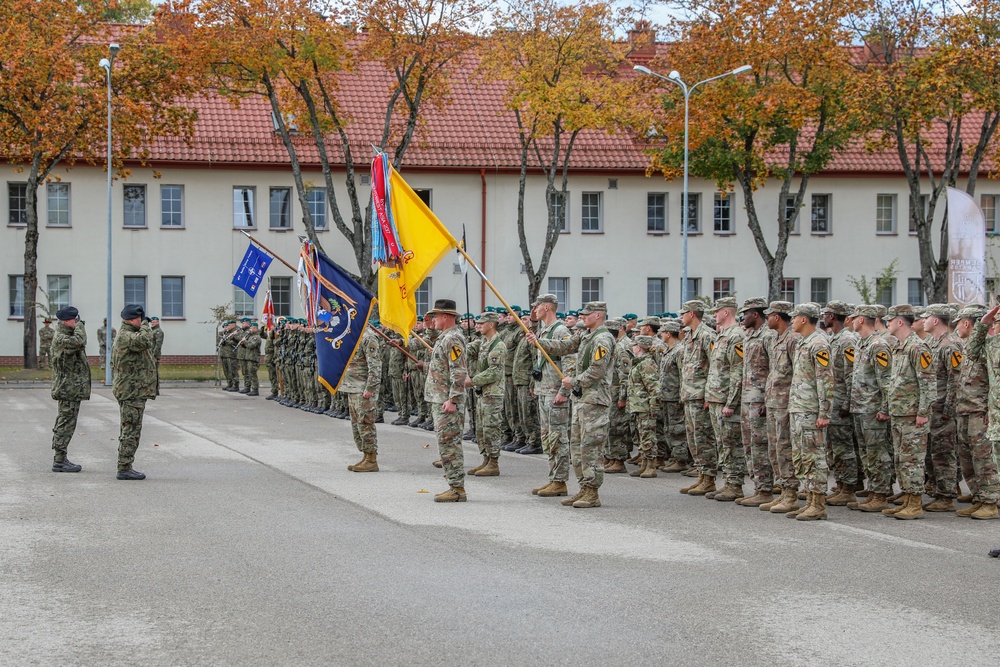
left=1, top=385, right=998, bottom=666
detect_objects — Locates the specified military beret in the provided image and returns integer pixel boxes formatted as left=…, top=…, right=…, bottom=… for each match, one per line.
left=149, top=316, right=159, bottom=321
left=533, top=293, right=558, bottom=307
left=579, top=301, right=607, bottom=314
left=885, top=304, right=916, bottom=319
left=510, top=305, right=523, bottom=313
left=476, top=311, right=499, bottom=324
left=606, top=317, right=625, bottom=329
left=739, top=297, right=767, bottom=313
left=639, top=315, right=661, bottom=327
left=633, top=335, right=655, bottom=350
left=568, top=310, right=580, bottom=317
left=462, top=312, right=475, bottom=320
left=822, top=300, right=851, bottom=316
left=556, top=311, right=565, bottom=319
left=854, top=304, right=880, bottom=319
left=924, top=303, right=952, bottom=320
left=250, top=321, right=259, bottom=327
left=55, top=306, right=79, bottom=321
left=623, top=313, right=638, bottom=321
left=240, top=317, right=251, bottom=322
left=121, top=304, right=144, bottom=320
left=790, top=303, right=821, bottom=319
left=957, top=305, right=986, bottom=320
left=679, top=299, right=705, bottom=314
left=763, top=301, right=793, bottom=315
left=709, top=296, right=738, bottom=312
left=659, top=319, right=682, bottom=333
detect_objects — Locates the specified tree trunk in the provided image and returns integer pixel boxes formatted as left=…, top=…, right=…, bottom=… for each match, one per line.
left=22, top=166, right=40, bottom=369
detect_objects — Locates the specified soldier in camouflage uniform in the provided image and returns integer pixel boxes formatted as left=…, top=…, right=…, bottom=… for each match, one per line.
left=678, top=300, right=718, bottom=496
left=658, top=319, right=690, bottom=472
left=389, top=331, right=411, bottom=425
left=637, top=315, right=667, bottom=466
left=219, top=320, right=240, bottom=391
left=264, top=324, right=279, bottom=400
left=532, top=301, right=615, bottom=509
left=627, top=335, right=660, bottom=478
left=735, top=298, right=777, bottom=507
left=420, top=299, right=469, bottom=502
left=406, top=320, right=429, bottom=427
left=848, top=305, right=894, bottom=512
left=605, top=317, right=633, bottom=473
left=920, top=304, right=962, bottom=511
left=239, top=321, right=262, bottom=396
left=49, top=307, right=89, bottom=472
left=760, top=301, right=802, bottom=513
left=822, top=301, right=862, bottom=505
left=882, top=304, right=936, bottom=520
left=38, top=319, right=54, bottom=368
left=705, top=297, right=746, bottom=501
left=111, top=304, right=157, bottom=480
left=423, top=319, right=442, bottom=431
left=150, top=317, right=164, bottom=396
left=957, top=305, right=1000, bottom=519
left=343, top=323, right=383, bottom=472
left=512, top=312, right=541, bottom=453
left=97, top=318, right=116, bottom=369
left=465, top=311, right=507, bottom=476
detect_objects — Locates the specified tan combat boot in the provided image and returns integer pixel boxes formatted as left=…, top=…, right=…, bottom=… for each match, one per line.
left=629, top=458, right=648, bottom=477
left=538, top=481, right=568, bottom=497
left=888, top=491, right=906, bottom=505
left=957, top=493, right=974, bottom=503
left=434, top=486, right=467, bottom=502
left=738, top=490, right=774, bottom=507
left=432, top=459, right=443, bottom=468
left=352, top=451, right=379, bottom=473
left=713, top=483, right=744, bottom=502
left=922, top=496, right=955, bottom=512
left=639, top=463, right=658, bottom=478
left=687, top=475, right=716, bottom=496
left=826, top=485, right=855, bottom=506
left=892, top=493, right=925, bottom=520
left=661, top=459, right=687, bottom=473
left=572, top=486, right=602, bottom=508
left=785, top=491, right=812, bottom=518
left=347, top=452, right=367, bottom=471
left=857, top=493, right=889, bottom=513
left=680, top=474, right=705, bottom=494
left=474, top=457, right=500, bottom=476
left=468, top=455, right=490, bottom=475
left=957, top=502, right=984, bottom=518
left=532, top=481, right=553, bottom=495
left=562, top=488, right=586, bottom=506
left=604, top=459, right=627, bottom=474
left=970, top=503, right=999, bottom=520
left=796, top=492, right=828, bottom=521
left=760, top=488, right=790, bottom=511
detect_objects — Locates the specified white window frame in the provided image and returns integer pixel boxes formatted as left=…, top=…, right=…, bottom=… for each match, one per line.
left=909, top=194, right=928, bottom=235
left=811, top=194, right=831, bottom=234
left=271, top=276, right=291, bottom=317
left=713, top=192, right=733, bottom=234
left=647, top=278, right=666, bottom=315
left=47, top=182, right=70, bottom=227
left=9, top=275, right=24, bottom=319
left=269, top=187, right=292, bottom=230
left=161, top=276, right=185, bottom=319
left=876, top=194, right=896, bottom=234
left=233, top=186, right=256, bottom=228
left=785, top=196, right=801, bottom=235
left=8, top=182, right=27, bottom=226
left=307, top=188, right=327, bottom=230
left=161, top=184, right=184, bottom=228
left=581, top=277, right=603, bottom=304
left=982, top=194, right=997, bottom=234
left=124, top=276, right=147, bottom=312
left=123, top=184, right=147, bottom=228
left=681, top=193, right=701, bottom=234
left=550, top=190, right=569, bottom=233
left=810, top=278, right=831, bottom=304
left=647, top=192, right=667, bottom=233
left=780, top=278, right=798, bottom=304
left=907, top=278, right=925, bottom=306
left=415, top=278, right=431, bottom=317
left=46, top=275, right=71, bottom=312
left=683, top=277, right=701, bottom=303
left=548, top=277, right=568, bottom=311
left=712, top=277, right=734, bottom=301
left=581, top=192, right=603, bottom=233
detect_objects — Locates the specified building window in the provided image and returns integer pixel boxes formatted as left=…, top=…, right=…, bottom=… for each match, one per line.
left=161, top=276, right=185, bottom=318
left=415, top=278, right=431, bottom=317
left=122, top=184, right=146, bottom=228
left=909, top=194, right=928, bottom=235
left=878, top=279, right=894, bottom=308
left=907, top=278, right=925, bottom=306
left=647, top=193, right=666, bottom=233
left=581, top=192, right=602, bottom=232
left=811, top=194, right=831, bottom=234
left=47, top=183, right=70, bottom=226
left=982, top=194, right=998, bottom=234
left=306, top=188, right=327, bottom=230
left=647, top=278, right=666, bottom=314
left=712, top=278, right=734, bottom=301
left=124, top=276, right=147, bottom=312
left=581, top=277, right=603, bottom=303
left=8, top=275, right=24, bottom=318
left=681, top=193, right=701, bottom=233
left=234, top=287, right=255, bottom=317
left=414, top=189, right=432, bottom=208
left=780, top=278, right=798, bottom=303
left=8, top=183, right=27, bottom=225
left=550, top=191, right=569, bottom=233
left=269, top=187, right=291, bottom=230
left=46, top=275, right=71, bottom=312
left=785, top=196, right=800, bottom=234
left=271, top=277, right=291, bottom=317
left=876, top=194, right=896, bottom=234
left=161, top=185, right=184, bottom=227
left=233, top=187, right=256, bottom=228
left=810, top=278, right=831, bottom=305
left=683, top=277, right=701, bottom=303
left=713, top=193, right=732, bottom=234
left=548, top=277, right=568, bottom=311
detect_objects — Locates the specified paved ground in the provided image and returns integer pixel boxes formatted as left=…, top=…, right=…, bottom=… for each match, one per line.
left=2, top=386, right=998, bottom=666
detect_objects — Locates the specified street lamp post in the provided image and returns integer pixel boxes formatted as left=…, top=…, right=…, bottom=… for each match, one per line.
left=100, top=43, right=119, bottom=386
left=634, top=64, right=752, bottom=304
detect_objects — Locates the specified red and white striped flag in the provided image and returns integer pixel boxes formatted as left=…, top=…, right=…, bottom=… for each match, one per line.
left=261, top=290, right=275, bottom=332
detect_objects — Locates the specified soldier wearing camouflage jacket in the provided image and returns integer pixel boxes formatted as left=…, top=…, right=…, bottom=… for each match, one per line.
left=705, top=297, right=746, bottom=498
left=959, top=306, right=1000, bottom=518
left=823, top=301, right=861, bottom=499
left=49, top=307, right=90, bottom=471
left=679, top=300, right=718, bottom=487
left=342, top=327, right=383, bottom=471
left=111, top=305, right=157, bottom=479
left=467, top=312, right=507, bottom=471
left=849, top=305, right=894, bottom=504
left=736, top=298, right=776, bottom=505
left=922, top=305, right=962, bottom=507
left=626, top=336, right=660, bottom=477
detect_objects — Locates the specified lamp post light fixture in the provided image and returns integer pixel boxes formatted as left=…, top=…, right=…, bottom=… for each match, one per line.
left=634, top=63, right=752, bottom=303
left=99, top=43, right=119, bottom=386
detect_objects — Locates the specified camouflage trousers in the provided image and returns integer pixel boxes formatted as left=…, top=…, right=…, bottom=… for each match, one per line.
left=347, top=392, right=378, bottom=453
left=39, top=346, right=50, bottom=368
left=890, top=415, right=929, bottom=495
left=117, top=399, right=147, bottom=470
left=926, top=413, right=957, bottom=498
left=633, top=411, right=657, bottom=459
left=709, top=403, right=745, bottom=486
left=283, top=363, right=297, bottom=401
left=316, top=377, right=330, bottom=410
left=741, top=402, right=771, bottom=492
left=606, top=403, right=631, bottom=460
left=825, top=420, right=860, bottom=487
left=665, top=401, right=690, bottom=463
left=241, top=359, right=260, bottom=391
left=853, top=413, right=894, bottom=495
left=391, top=377, right=409, bottom=416
left=99, top=345, right=107, bottom=369
left=766, top=407, right=797, bottom=489
left=790, top=412, right=829, bottom=494
left=432, top=401, right=466, bottom=489
left=504, top=375, right=519, bottom=442
left=465, top=391, right=477, bottom=432
left=267, top=362, right=279, bottom=396
left=684, top=401, right=716, bottom=475
left=516, top=385, right=541, bottom=447
left=475, top=395, right=504, bottom=458
left=51, top=399, right=81, bottom=459
left=655, top=402, right=668, bottom=460
left=222, top=356, right=239, bottom=388
left=409, top=371, right=427, bottom=421
left=956, top=413, right=1000, bottom=504
left=538, top=395, right=570, bottom=483
left=570, top=402, right=608, bottom=489
left=297, top=367, right=313, bottom=405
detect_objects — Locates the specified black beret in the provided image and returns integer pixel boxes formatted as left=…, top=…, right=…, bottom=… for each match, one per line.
left=121, top=304, right=145, bottom=320
left=55, top=306, right=79, bottom=321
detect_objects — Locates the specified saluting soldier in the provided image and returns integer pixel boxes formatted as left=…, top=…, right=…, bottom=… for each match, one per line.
left=48, top=307, right=90, bottom=472
left=957, top=305, right=1000, bottom=519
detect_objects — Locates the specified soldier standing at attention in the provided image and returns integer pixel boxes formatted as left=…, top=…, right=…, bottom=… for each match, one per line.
left=705, top=297, right=746, bottom=502
left=111, top=304, right=157, bottom=480
left=678, top=300, right=718, bottom=497
left=264, top=323, right=279, bottom=400
left=39, top=318, right=54, bottom=368
left=760, top=301, right=802, bottom=513
left=626, top=335, right=660, bottom=478
left=242, top=321, right=262, bottom=396
left=735, top=298, right=777, bottom=507
left=882, top=304, right=936, bottom=520
left=606, top=317, right=634, bottom=473
left=465, top=311, right=507, bottom=477
left=49, top=306, right=90, bottom=472
left=97, top=318, right=116, bottom=370
left=658, top=319, right=691, bottom=473
left=921, top=304, right=962, bottom=511
left=218, top=320, right=239, bottom=391
left=344, top=321, right=384, bottom=473
left=150, top=317, right=164, bottom=396
left=418, top=299, right=469, bottom=502
left=822, top=301, right=862, bottom=505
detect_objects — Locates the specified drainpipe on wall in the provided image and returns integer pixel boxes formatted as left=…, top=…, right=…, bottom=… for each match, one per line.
left=480, top=168, right=487, bottom=310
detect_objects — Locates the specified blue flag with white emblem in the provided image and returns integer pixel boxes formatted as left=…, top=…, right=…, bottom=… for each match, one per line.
left=232, top=244, right=273, bottom=296
left=302, top=243, right=377, bottom=394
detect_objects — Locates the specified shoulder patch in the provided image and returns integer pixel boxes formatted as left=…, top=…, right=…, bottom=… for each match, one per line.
left=709, top=342, right=715, bottom=353
left=735, top=343, right=744, bottom=359
left=919, top=351, right=932, bottom=369
left=816, top=349, right=830, bottom=367
left=450, top=345, right=463, bottom=362
left=951, top=351, right=962, bottom=368
left=594, top=346, right=608, bottom=361
left=875, top=350, right=889, bottom=368
left=845, top=347, right=855, bottom=363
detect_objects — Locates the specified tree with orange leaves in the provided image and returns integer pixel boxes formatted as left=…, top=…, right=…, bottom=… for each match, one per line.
left=0, top=0, right=202, bottom=367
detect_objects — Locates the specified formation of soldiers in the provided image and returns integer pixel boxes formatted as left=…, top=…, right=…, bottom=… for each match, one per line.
left=217, top=317, right=262, bottom=396
left=245, top=294, right=1000, bottom=520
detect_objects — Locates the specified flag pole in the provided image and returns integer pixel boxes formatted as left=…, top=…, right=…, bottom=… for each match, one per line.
left=368, top=323, right=421, bottom=364
left=454, top=245, right=564, bottom=379
left=240, top=230, right=297, bottom=273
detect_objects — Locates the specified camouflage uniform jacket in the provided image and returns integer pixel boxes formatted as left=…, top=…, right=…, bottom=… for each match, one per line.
left=788, top=330, right=833, bottom=418
left=239, top=331, right=262, bottom=361
left=659, top=341, right=683, bottom=402
left=50, top=321, right=91, bottom=401
left=927, top=332, right=961, bottom=418
left=680, top=322, right=717, bottom=403
left=955, top=331, right=988, bottom=415
left=705, top=323, right=743, bottom=416
left=512, top=333, right=535, bottom=387
left=264, top=331, right=275, bottom=364
left=501, top=323, right=520, bottom=377
left=765, top=328, right=801, bottom=410
left=848, top=332, right=891, bottom=415
left=887, top=332, right=936, bottom=417
left=470, top=334, right=507, bottom=398
left=613, top=334, right=634, bottom=404
left=969, top=322, right=1000, bottom=437
left=406, top=334, right=427, bottom=371
left=534, top=319, right=571, bottom=398
left=340, top=329, right=382, bottom=394
left=152, top=327, right=165, bottom=360
left=424, top=325, right=468, bottom=405
left=111, top=321, right=157, bottom=402
left=539, top=326, right=615, bottom=406
left=627, top=353, right=660, bottom=414
left=829, top=328, right=859, bottom=422
left=39, top=326, right=54, bottom=350
left=741, top=326, right=774, bottom=405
